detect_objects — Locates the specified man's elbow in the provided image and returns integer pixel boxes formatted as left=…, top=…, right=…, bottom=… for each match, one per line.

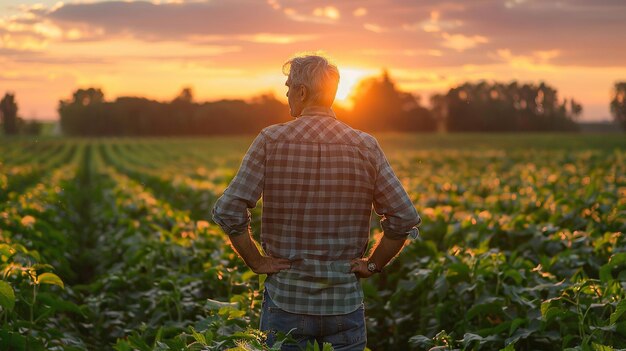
left=398, top=205, right=421, bottom=229
left=212, top=201, right=251, bottom=237
left=381, top=206, right=421, bottom=240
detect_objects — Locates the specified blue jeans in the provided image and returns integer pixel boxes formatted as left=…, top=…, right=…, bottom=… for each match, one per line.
left=260, top=290, right=367, bottom=351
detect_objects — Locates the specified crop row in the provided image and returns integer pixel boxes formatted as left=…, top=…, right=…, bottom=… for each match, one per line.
left=1, top=142, right=86, bottom=349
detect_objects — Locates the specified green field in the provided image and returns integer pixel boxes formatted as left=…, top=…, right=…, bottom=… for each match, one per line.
left=0, top=134, right=625, bottom=350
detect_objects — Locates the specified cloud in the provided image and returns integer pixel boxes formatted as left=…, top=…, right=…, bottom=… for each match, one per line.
left=0, top=0, right=622, bottom=69
left=283, top=6, right=341, bottom=24
left=39, top=0, right=321, bottom=41
left=237, top=33, right=317, bottom=44
left=363, top=23, right=388, bottom=33
left=491, top=48, right=560, bottom=71
left=361, top=49, right=443, bottom=57
left=0, top=31, right=49, bottom=51
left=440, top=32, right=489, bottom=52
left=313, top=6, right=340, bottom=20
left=353, top=7, right=367, bottom=17
left=452, top=0, right=626, bottom=66
left=403, top=10, right=462, bottom=33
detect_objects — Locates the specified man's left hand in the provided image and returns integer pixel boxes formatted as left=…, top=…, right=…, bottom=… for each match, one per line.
left=250, top=256, right=292, bottom=274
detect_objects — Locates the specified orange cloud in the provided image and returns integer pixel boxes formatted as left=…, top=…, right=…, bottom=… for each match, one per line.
left=404, top=10, right=462, bottom=33
left=440, top=32, right=489, bottom=52
left=313, top=6, right=340, bottom=20
left=353, top=7, right=367, bottom=17
left=238, top=33, right=317, bottom=44
left=493, top=48, right=560, bottom=71
left=363, top=23, right=388, bottom=33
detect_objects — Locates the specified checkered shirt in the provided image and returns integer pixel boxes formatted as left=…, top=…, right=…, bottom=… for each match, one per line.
left=212, top=106, right=421, bottom=315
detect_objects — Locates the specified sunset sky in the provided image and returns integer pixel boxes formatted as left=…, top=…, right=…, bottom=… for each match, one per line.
left=1, top=0, right=625, bottom=121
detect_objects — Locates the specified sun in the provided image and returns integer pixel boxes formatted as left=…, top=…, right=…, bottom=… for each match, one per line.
left=334, top=67, right=376, bottom=107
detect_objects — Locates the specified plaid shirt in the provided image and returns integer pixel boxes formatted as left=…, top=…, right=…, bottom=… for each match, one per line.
left=212, top=106, right=421, bottom=315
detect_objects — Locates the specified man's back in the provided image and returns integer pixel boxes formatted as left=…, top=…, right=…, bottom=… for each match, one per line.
left=262, top=107, right=379, bottom=315
left=214, top=106, right=420, bottom=315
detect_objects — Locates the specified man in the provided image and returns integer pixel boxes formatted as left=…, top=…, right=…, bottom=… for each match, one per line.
left=212, top=54, right=421, bottom=351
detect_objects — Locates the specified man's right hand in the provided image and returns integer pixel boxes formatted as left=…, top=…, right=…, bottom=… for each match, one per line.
left=350, top=258, right=375, bottom=278
left=250, top=256, right=292, bottom=274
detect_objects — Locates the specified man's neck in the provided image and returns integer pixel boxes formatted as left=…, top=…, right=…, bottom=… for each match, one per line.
left=298, top=105, right=335, bottom=118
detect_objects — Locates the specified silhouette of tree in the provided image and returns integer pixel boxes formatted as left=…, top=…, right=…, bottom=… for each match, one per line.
left=429, top=94, right=448, bottom=132
left=55, top=78, right=585, bottom=136
left=610, top=82, right=626, bottom=131
left=59, top=88, right=107, bottom=136
left=443, top=81, right=579, bottom=132
left=0, top=93, right=19, bottom=135
left=58, top=87, right=291, bottom=136
left=21, top=120, right=42, bottom=135
left=173, top=87, right=194, bottom=104
left=348, top=71, right=435, bottom=132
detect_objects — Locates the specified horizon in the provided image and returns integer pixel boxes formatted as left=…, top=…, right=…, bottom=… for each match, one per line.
left=1, top=0, right=625, bottom=122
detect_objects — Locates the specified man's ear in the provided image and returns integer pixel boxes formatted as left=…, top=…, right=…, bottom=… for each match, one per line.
left=299, top=85, right=307, bottom=102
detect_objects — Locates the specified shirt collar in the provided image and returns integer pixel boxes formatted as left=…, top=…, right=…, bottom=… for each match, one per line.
left=297, top=106, right=336, bottom=119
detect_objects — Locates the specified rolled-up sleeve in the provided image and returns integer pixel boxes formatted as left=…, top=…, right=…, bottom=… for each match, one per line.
left=212, top=132, right=266, bottom=236
left=372, top=141, right=421, bottom=240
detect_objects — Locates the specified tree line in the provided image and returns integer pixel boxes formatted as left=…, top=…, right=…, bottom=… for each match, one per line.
left=0, top=94, right=42, bottom=136
left=3, top=75, right=626, bottom=136
left=57, top=88, right=290, bottom=136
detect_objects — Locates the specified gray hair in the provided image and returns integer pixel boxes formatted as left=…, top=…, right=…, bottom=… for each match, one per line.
left=283, top=54, right=340, bottom=106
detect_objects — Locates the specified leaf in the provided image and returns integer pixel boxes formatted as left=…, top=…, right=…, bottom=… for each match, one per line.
left=36, top=272, right=64, bottom=289
left=113, top=340, right=132, bottom=351
left=610, top=299, right=626, bottom=325
left=509, top=318, right=526, bottom=335
left=462, top=333, right=483, bottom=346
left=541, top=298, right=559, bottom=317
left=206, top=298, right=238, bottom=311
left=446, top=262, right=470, bottom=281
left=600, top=253, right=626, bottom=282
left=505, top=328, right=535, bottom=345
left=153, top=327, right=163, bottom=346
left=466, top=297, right=504, bottom=320
left=241, top=270, right=256, bottom=282
left=0, top=244, right=14, bottom=261
left=542, top=306, right=566, bottom=324
left=592, top=342, right=614, bottom=351
left=500, top=344, right=515, bottom=351
left=127, top=334, right=152, bottom=351
left=0, top=330, right=26, bottom=350
left=190, top=327, right=207, bottom=344
left=0, top=281, right=16, bottom=311
left=504, top=269, right=523, bottom=284
left=36, top=292, right=82, bottom=314
left=409, top=335, right=434, bottom=347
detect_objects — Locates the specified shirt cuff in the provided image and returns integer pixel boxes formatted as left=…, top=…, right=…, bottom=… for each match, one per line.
left=212, top=207, right=250, bottom=236
left=381, top=216, right=422, bottom=240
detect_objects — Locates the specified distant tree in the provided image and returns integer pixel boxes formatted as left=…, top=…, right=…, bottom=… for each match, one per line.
left=173, top=87, right=194, bottom=104
left=248, top=93, right=291, bottom=133
left=59, top=88, right=107, bottom=136
left=430, top=94, right=448, bottom=132
left=610, top=82, right=626, bottom=131
left=443, top=81, right=579, bottom=132
left=0, top=93, right=19, bottom=135
left=169, top=87, right=196, bottom=134
left=22, top=120, right=43, bottom=135
left=349, top=71, right=435, bottom=132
